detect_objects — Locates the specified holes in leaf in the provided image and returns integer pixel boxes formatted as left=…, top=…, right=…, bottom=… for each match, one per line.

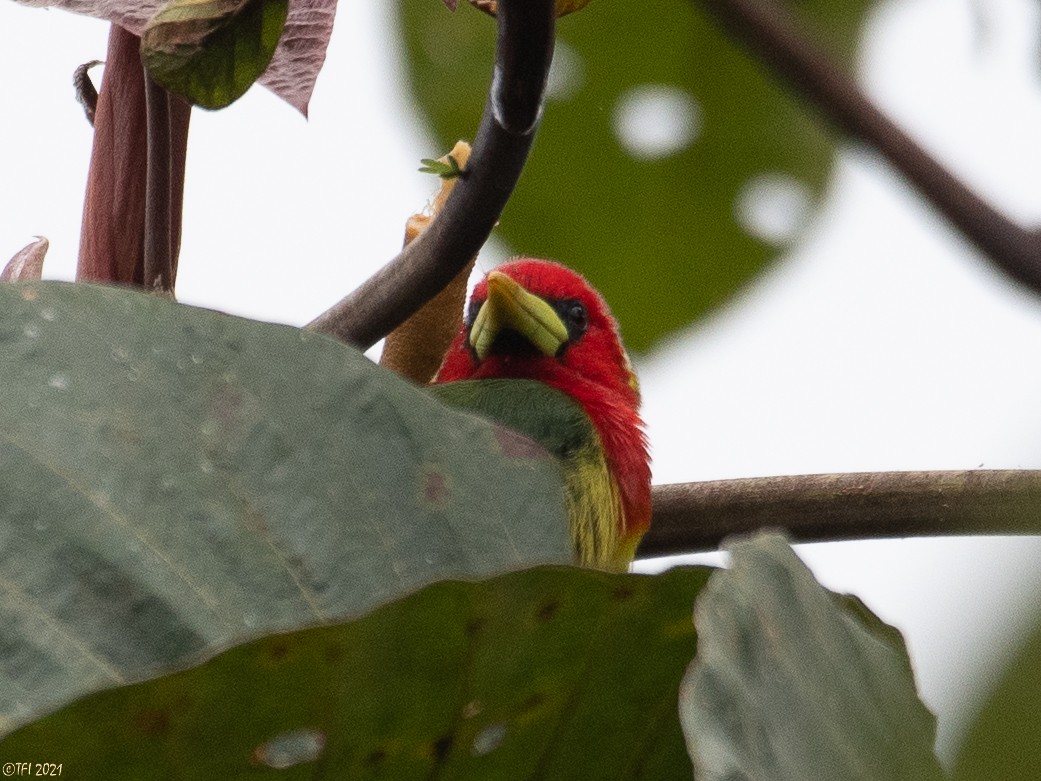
left=735, top=172, right=813, bottom=244
left=612, top=84, right=701, bottom=160
left=253, top=727, right=326, bottom=770
left=546, top=40, right=584, bottom=102
left=471, top=723, right=507, bottom=756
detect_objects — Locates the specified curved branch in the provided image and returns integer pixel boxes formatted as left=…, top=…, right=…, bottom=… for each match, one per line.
left=694, top=0, right=1041, bottom=295
left=636, top=470, right=1041, bottom=559
left=307, top=0, right=555, bottom=349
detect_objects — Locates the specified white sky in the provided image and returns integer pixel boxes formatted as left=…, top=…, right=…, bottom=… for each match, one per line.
left=3, top=0, right=1041, bottom=764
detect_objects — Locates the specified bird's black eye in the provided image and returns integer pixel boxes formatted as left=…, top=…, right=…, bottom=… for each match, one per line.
left=561, top=299, right=588, bottom=338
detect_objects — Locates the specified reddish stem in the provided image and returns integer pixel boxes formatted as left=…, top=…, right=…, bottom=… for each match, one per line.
left=78, top=25, right=190, bottom=290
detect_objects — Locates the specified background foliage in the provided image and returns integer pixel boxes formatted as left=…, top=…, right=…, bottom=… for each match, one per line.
left=398, top=0, right=872, bottom=350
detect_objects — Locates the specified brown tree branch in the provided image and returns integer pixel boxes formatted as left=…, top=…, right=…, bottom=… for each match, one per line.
left=636, top=470, right=1041, bottom=558
left=307, top=0, right=555, bottom=350
left=694, top=0, right=1041, bottom=294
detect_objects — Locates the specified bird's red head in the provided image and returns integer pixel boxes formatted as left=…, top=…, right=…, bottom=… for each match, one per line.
left=437, top=259, right=638, bottom=403
left=435, top=258, right=651, bottom=551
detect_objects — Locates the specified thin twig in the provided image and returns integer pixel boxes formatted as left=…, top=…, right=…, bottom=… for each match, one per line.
left=636, top=470, right=1041, bottom=558
left=307, top=0, right=555, bottom=350
left=143, top=72, right=174, bottom=294
left=694, top=0, right=1041, bottom=294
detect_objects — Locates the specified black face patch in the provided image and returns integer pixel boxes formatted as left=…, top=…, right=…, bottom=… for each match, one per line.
left=554, top=298, right=588, bottom=341
left=490, top=328, right=541, bottom=357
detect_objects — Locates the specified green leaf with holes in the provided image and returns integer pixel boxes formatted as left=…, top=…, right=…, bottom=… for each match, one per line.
left=0, top=280, right=571, bottom=737
left=142, top=0, right=289, bottom=109
left=398, top=1, right=872, bottom=351
left=1, top=566, right=711, bottom=778
left=681, top=533, right=945, bottom=780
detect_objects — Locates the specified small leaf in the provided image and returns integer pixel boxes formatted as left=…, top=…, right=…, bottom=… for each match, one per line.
left=141, top=0, right=290, bottom=109
left=681, top=532, right=945, bottom=781
left=2, top=237, right=48, bottom=282
left=418, top=154, right=465, bottom=179
left=1, top=566, right=712, bottom=778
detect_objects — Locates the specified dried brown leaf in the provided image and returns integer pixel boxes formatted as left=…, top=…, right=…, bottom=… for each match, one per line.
left=73, top=59, right=103, bottom=126
left=14, top=0, right=334, bottom=114
left=380, top=142, right=475, bottom=384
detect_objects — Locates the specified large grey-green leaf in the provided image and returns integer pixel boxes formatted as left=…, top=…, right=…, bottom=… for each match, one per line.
left=1, top=565, right=711, bottom=779
left=681, top=533, right=945, bottom=781
left=0, top=281, right=570, bottom=736
left=398, top=1, right=873, bottom=351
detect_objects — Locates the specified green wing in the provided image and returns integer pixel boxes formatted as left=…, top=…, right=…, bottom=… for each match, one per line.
left=429, top=379, right=595, bottom=461
left=429, top=379, right=627, bottom=570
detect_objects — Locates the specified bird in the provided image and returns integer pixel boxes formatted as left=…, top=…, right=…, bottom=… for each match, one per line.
left=430, top=258, right=651, bottom=570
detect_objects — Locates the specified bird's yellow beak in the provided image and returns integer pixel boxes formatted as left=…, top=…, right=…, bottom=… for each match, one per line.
left=470, top=271, right=569, bottom=360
